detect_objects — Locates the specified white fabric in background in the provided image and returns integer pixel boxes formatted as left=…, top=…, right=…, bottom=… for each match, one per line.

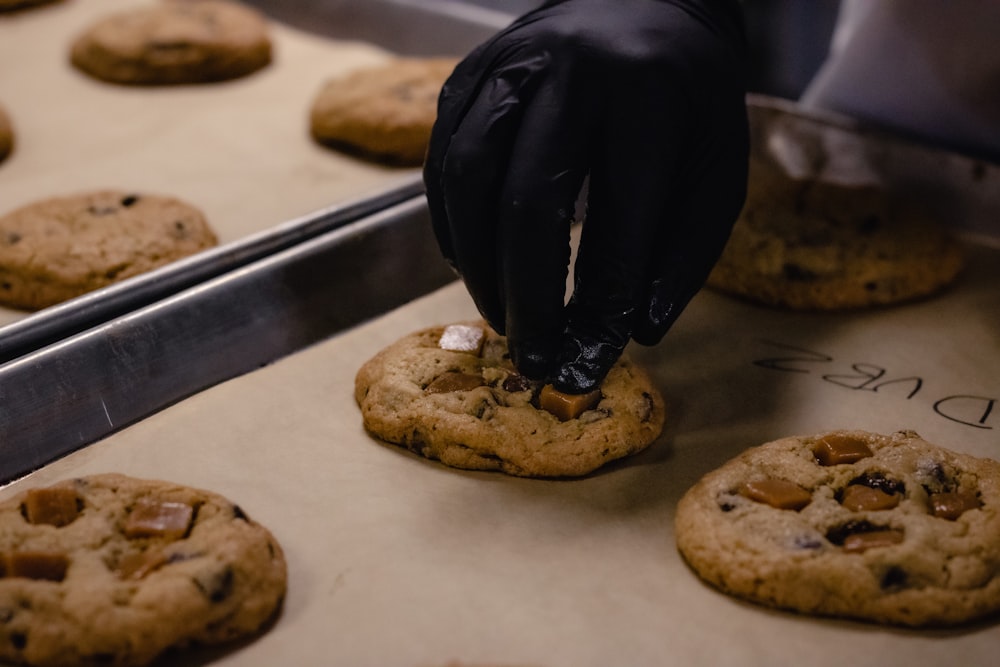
left=801, top=0, right=1000, bottom=162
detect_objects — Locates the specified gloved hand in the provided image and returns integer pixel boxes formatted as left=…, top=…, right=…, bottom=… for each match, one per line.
left=424, top=0, right=749, bottom=394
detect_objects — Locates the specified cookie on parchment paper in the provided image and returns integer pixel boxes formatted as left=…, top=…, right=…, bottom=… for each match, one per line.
left=675, top=429, right=1000, bottom=626
left=355, top=321, right=666, bottom=478
left=0, top=103, right=12, bottom=164
left=0, top=473, right=287, bottom=667
left=706, top=163, right=965, bottom=310
left=309, top=57, right=458, bottom=166
left=70, top=0, right=272, bottom=85
left=0, top=190, right=217, bottom=310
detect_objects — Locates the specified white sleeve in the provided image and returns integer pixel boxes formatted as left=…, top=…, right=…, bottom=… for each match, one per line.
left=800, top=0, right=1000, bottom=161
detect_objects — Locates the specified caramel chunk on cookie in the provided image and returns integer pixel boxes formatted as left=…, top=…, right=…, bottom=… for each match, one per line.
left=813, top=432, right=874, bottom=465
left=842, top=530, right=905, bottom=554
left=538, top=385, right=602, bottom=422
left=839, top=484, right=900, bottom=512
left=929, top=491, right=981, bottom=520
left=675, top=429, right=1000, bottom=626
left=123, top=498, right=194, bottom=539
left=5, top=552, right=69, bottom=582
left=355, top=320, right=665, bottom=477
left=740, top=479, right=812, bottom=511
left=22, top=487, right=80, bottom=527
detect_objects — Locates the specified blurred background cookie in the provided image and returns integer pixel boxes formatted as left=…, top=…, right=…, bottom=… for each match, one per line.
left=70, top=0, right=272, bottom=85
left=309, top=57, right=458, bottom=166
left=706, top=161, right=965, bottom=310
left=0, top=190, right=218, bottom=310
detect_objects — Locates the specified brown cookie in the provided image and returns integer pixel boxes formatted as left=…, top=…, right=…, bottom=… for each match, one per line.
left=355, top=321, right=666, bottom=478
left=706, top=161, right=965, bottom=309
left=675, top=429, right=1000, bottom=626
left=309, top=57, right=458, bottom=166
left=0, top=473, right=287, bottom=667
left=0, top=190, right=217, bottom=310
left=70, top=0, right=272, bottom=85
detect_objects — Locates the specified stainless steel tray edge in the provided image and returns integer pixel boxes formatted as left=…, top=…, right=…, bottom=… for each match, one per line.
left=0, top=196, right=455, bottom=484
left=748, top=94, right=1000, bottom=239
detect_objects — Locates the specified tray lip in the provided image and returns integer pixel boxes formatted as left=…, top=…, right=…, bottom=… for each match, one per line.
left=747, top=93, right=1000, bottom=241
left=749, top=92, right=1000, bottom=170
left=244, top=0, right=516, bottom=39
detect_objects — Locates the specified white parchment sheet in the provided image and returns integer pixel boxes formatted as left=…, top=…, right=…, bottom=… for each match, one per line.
left=2, top=237, right=997, bottom=666
left=0, top=0, right=415, bottom=326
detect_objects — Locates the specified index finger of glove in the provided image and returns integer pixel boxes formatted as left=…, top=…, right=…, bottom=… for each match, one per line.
left=552, top=75, right=690, bottom=393
left=425, top=49, right=551, bottom=330
left=424, top=6, right=558, bottom=260
left=424, top=45, right=497, bottom=265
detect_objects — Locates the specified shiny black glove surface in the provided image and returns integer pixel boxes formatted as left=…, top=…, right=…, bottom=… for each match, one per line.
left=424, top=0, right=749, bottom=393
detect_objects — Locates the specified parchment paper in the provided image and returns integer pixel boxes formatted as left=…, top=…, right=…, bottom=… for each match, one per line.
left=2, top=238, right=998, bottom=666
left=0, top=0, right=418, bottom=326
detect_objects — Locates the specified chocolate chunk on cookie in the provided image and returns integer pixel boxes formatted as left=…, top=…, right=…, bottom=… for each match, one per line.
left=70, top=0, right=272, bottom=85
left=0, top=103, right=12, bottom=165
left=0, top=190, right=217, bottom=310
left=354, top=321, right=666, bottom=477
left=706, top=161, right=964, bottom=309
left=309, top=58, right=458, bottom=166
left=0, top=0, right=60, bottom=12
left=675, top=429, right=1000, bottom=626
left=0, top=473, right=287, bottom=667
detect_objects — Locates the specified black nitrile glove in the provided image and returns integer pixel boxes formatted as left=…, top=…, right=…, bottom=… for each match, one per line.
left=424, top=0, right=749, bottom=394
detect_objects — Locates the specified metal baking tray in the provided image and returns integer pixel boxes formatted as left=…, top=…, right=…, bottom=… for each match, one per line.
left=0, top=0, right=512, bottom=364
left=0, top=195, right=456, bottom=483
left=243, top=0, right=513, bottom=55
left=2, top=94, right=998, bottom=483
left=746, top=94, right=1000, bottom=240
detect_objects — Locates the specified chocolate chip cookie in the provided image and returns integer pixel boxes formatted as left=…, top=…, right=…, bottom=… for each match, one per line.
left=354, top=321, right=666, bottom=478
left=675, top=429, right=1000, bottom=626
left=0, top=473, right=287, bottom=666
left=309, top=57, right=458, bottom=166
left=0, top=103, right=12, bottom=165
left=706, top=162, right=965, bottom=309
left=0, top=190, right=217, bottom=310
left=70, top=0, right=272, bottom=85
